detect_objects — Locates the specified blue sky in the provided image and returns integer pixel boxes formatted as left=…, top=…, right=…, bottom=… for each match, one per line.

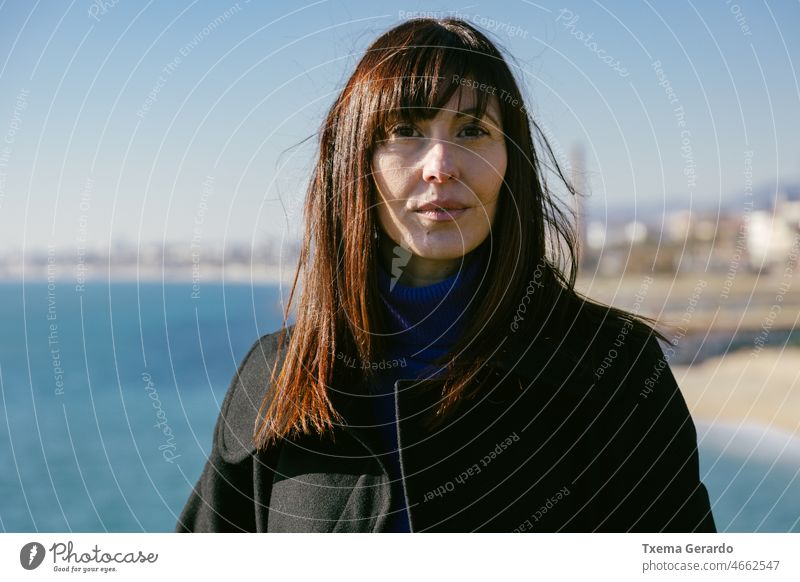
left=0, top=0, right=798, bottom=251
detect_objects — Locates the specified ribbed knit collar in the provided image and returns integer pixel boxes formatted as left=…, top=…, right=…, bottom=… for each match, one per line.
left=376, top=251, right=483, bottom=351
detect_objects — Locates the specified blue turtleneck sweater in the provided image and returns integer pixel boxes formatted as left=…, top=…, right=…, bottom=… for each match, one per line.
left=370, top=254, right=482, bottom=532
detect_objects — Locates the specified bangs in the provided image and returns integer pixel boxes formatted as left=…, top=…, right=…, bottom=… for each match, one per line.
left=365, top=41, right=508, bottom=140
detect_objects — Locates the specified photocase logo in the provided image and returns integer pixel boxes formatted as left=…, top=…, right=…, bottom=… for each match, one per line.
left=20, top=542, right=46, bottom=570
left=390, top=243, right=412, bottom=291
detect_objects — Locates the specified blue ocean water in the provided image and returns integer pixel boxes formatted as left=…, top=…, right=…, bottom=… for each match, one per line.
left=696, top=421, right=800, bottom=532
left=0, top=282, right=796, bottom=532
left=0, top=281, right=284, bottom=532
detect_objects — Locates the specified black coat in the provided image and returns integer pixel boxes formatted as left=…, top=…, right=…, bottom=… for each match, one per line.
left=176, top=316, right=716, bottom=532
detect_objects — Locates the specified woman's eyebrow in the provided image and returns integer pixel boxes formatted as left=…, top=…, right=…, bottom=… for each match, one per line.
left=454, top=107, right=500, bottom=126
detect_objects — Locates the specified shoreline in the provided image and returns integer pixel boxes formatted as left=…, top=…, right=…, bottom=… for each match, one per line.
left=0, top=268, right=297, bottom=286
left=674, top=347, right=800, bottom=436
left=693, top=418, right=800, bottom=465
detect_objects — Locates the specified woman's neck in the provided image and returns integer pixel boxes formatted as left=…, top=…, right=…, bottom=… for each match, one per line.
left=377, top=235, right=478, bottom=288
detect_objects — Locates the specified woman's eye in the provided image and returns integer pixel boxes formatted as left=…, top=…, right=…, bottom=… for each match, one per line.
left=389, top=124, right=419, bottom=138
left=461, top=124, right=490, bottom=138
left=384, top=123, right=490, bottom=140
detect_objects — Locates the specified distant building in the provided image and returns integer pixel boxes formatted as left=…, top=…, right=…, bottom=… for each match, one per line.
left=747, top=191, right=800, bottom=271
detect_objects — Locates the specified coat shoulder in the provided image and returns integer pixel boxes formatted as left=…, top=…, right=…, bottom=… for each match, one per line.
left=577, top=313, right=673, bottom=406
left=215, top=326, right=293, bottom=464
left=500, top=306, right=667, bottom=405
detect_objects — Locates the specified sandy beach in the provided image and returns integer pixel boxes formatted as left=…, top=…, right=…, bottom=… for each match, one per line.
left=576, top=273, right=800, bottom=435
left=577, top=272, right=800, bottom=333
left=673, top=347, right=800, bottom=436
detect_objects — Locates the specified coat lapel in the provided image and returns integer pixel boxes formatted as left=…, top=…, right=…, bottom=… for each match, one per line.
left=392, top=336, right=593, bottom=532
left=325, top=376, right=539, bottom=532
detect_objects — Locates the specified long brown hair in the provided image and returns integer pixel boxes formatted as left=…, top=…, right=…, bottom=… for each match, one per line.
left=253, top=17, right=656, bottom=449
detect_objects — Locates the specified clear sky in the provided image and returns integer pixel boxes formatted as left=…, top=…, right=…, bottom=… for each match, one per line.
left=0, top=0, right=798, bottom=252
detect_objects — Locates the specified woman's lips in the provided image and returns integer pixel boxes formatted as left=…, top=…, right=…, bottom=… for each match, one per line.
left=414, top=207, right=470, bottom=221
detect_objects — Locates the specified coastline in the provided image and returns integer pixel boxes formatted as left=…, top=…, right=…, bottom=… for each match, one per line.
left=694, top=418, right=800, bottom=465
left=0, top=264, right=298, bottom=286
left=674, top=347, right=800, bottom=436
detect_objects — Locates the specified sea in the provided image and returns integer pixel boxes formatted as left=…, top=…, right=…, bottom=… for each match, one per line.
left=0, top=282, right=797, bottom=532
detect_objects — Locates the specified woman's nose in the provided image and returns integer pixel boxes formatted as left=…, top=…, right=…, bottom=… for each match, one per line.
left=422, top=139, right=458, bottom=183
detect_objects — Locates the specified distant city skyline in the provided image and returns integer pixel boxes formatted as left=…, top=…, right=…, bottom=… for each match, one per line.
left=1, top=1, right=798, bottom=252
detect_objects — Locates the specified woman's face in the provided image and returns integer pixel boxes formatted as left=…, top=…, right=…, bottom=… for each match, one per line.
left=371, top=91, right=507, bottom=265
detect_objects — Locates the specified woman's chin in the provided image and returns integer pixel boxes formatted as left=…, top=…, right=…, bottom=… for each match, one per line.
left=410, top=241, right=482, bottom=261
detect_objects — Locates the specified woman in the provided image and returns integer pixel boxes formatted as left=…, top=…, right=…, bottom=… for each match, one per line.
left=176, top=17, right=716, bottom=533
